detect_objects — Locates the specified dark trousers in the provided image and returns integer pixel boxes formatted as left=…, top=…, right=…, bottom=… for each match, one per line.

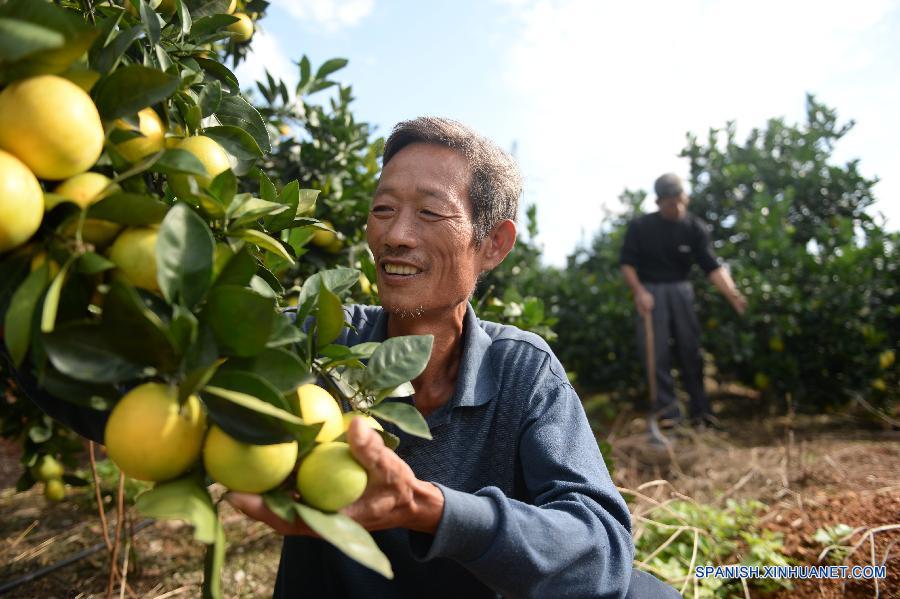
left=636, top=281, right=709, bottom=422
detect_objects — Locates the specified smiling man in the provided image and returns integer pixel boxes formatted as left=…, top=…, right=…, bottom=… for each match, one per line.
left=228, top=117, right=678, bottom=598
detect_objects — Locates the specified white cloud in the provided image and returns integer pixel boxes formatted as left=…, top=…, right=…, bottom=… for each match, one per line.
left=233, top=27, right=298, bottom=93
left=272, top=0, right=374, bottom=31
left=499, top=0, right=899, bottom=264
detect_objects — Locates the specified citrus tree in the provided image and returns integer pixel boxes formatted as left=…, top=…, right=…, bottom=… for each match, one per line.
left=0, top=0, right=433, bottom=594
left=684, top=96, right=899, bottom=411
left=502, top=99, right=897, bottom=413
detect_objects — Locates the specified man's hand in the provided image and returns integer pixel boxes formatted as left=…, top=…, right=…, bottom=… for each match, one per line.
left=343, top=418, right=444, bottom=533
left=728, top=291, right=747, bottom=316
left=226, top=417, right=444, bottom=536
left=634, top=289, right=654, bottom=317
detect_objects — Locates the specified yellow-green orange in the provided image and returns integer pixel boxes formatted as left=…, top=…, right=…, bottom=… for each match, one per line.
left=202, top=425, right=298, bottom=493
left=108, top=227, right=160, bottom=292
left=113, top=108, right=165, bottom=163
left=44, top=478, right=66, bottom=501
left=50, top=172, right=118, bottom=210
left=0, top=150, right=43, bottom=252
left=170, top=136, right=230, bottom=197
left=228, top=13, right=254, bottom=43
left=52, top=172, right=124, bottom=245
left=880, top=350, right=895, bottom=370
left=0, top=75, right=103, bottom=180
left=33, top=455, right=64, bottom=482
left=310, top=221, right=337, bottom=248
left=104, top=383, right=206, bottom=482
left=342, top=412, right=383, bottom=433
left=297, top=442, right=367, bottom=512
left=295, top=384, right=343, bottom=442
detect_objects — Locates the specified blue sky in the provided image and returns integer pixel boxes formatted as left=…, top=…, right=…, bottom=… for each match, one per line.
left=238, top=0, right=900, bottom=265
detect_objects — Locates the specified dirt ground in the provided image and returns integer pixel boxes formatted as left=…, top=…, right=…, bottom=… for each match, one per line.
left=1, top=393, right=898, bottom=598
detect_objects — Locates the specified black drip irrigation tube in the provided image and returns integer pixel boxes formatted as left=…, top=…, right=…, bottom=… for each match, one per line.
left=0, top=519, right=155, bottom=596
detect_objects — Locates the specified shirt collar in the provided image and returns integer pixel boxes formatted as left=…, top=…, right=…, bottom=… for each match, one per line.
left=373, top=303, right=499, bottom=409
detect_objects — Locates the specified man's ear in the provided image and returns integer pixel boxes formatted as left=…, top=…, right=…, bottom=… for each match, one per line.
left=479, top=219, right=517, bottom=272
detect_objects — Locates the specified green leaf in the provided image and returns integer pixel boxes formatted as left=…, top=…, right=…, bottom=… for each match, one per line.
left=77, top=252, right=116, bottom=275
left=293, top=503, right=393, bottom=579
left=297, top=268, right=360, bottom=309
left=87, top=192, right=169, bottom=225
left=191, top=0, right=234, bottom=19
left=204, top=125, right=263, bottom=160
left=135, top=478, right=219, bottom=544
left=175, top=0, right=192, bottom=37
left=102, top=281, right=179, bottom=373
left=203, top=285, right=275, bottom=356
left=157, top=202, right=215, bottom=308
left=94, top=25, right=144, bottom=76
left=204, top=384, right=303, bottom=426
left=202, top=519, right=225, bottom=599
left=40, top=258, right=73, bottom=333
left=264, top=180, right=299, bottom=232
left=208, top=170, right=237, bottom=208
left=43, top=322, right=146, bottom=383
left=213, top=245, right=256, bottom=287
left=224, top=347, right=310, bottom=394
left=230, top=197, right=288, bottom=230
left=316, top=287, right=344, bottom=348
left=151, top=148, right=209, bottom=177
left=195, top=56, right=239, bottom=94
left=266, top=315, right=307, bottom=348
left=38, top=367, right=117, bottom=410
left=4, top=266, right=50, bottom=367
left=369, top=402, right=432, bottom=440
left=296, top=188, right=319, bottom=216
left=215, top=95, right=271, bottom=154
left=364, top=335, right=434, bottom=391
left=138, top=0, right=161, bottom=46
left=198, top=80, right=222, bottom=117
left=263, top=490, right=299, bottom=523
left=235, top=229, right=294, bottom=264
left=315, top=58, right=348, bottom=80
left=170, top=304, right=199, bottom=356
left=191, top=13, right=237, bottom=36
left=0, top=18, right=65, bottom=62
left=93, top=64, right=179, bottom=121
left=0, top=0, right=98, bottom=83
left=179, top=358, right=224, bottom=404
left=298, top=55, right=311, bottom=91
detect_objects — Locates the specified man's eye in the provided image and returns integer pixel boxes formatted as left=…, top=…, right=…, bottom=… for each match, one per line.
left=372, top=205, right=393, bottom=214
left=421, top=210, right=440, bottom=218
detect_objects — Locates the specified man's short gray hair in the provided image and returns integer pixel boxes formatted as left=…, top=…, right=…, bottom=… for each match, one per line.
left=382, top=117, right=522, bottom=244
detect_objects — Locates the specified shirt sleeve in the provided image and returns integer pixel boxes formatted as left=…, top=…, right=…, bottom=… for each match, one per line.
left=619, top=219, right=640, bottom=268
left=692, top=218, right=720, bottom=274
left=409, top=381, right=634, bottom=598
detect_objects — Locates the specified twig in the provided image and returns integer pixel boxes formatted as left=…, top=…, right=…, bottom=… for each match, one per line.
left=106, top=472, right=126, bottom=599
left=151, top=586, right=193, bottom=599
left=852, top=393, right=900, bottom=428
left=89, top=441, right=113, bottom=552
left=119, top=535, right=131, bottom=599
left=679, top=529, right=700, bottom=597
left=9, top=520, right=39, bottom=549
left=870, top=531, right=879, bottom=598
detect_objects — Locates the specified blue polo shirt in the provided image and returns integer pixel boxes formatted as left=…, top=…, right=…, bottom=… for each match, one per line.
left=274, top=304, right=633, bottom=598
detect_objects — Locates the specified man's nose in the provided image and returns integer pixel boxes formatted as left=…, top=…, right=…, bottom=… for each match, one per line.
left=382, top=211, right=419, bottom=249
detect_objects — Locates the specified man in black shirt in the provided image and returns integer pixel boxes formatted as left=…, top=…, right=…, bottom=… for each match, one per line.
left=620, top=173, right=746, bottom=427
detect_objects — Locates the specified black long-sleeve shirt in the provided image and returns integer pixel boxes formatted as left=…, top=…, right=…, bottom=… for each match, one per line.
left=619, top=212, right=720, bottom=283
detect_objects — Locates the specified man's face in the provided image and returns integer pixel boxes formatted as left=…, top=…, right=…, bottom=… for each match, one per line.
left=367, top=143, right=485, bottom=318
left=657, top=193, right=689, bottom=221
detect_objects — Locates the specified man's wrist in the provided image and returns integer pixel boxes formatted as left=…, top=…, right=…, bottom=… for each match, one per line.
left=406, top=481, right=444, bottom=534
